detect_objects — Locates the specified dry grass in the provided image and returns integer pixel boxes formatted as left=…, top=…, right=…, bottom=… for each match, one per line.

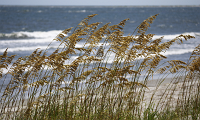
left=0, top=14, right=199, bottom=120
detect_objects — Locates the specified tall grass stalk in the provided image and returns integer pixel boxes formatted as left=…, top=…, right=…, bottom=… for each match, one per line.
left=0, top=14, right=199, bottom=119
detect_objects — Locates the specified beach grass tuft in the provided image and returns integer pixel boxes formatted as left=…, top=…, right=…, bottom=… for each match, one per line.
left=0, top=14, right=199, bottom=119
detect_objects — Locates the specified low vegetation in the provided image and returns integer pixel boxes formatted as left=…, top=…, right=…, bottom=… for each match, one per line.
left=0, top=14, right=199, bottom=119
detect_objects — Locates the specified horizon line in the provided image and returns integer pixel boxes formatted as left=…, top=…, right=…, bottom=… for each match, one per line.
left=0, top=5, right=200, bottom=7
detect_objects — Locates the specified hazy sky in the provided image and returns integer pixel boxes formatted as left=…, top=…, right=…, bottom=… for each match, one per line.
left=1, top=0, right=200, bottom=6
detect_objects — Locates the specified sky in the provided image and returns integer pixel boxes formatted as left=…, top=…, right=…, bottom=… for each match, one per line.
left=0, top=0, right=200, bottom=6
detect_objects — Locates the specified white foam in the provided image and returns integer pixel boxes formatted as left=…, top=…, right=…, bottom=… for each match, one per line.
left=157, top=24, right=166, bottom=28
left=161, top=49, right=194, bottom=56
left=0, top=38, right=52, bottom=44
left=0, top=31, right=199, bottom=57
left=0, top=45, right=59, bottom=52
left=0, top=30, right=63, bottom=39
left=0, top=30, right=69, bottom=52
left=19, top=30, right=63, bottom=38
left=37, top=10, right=42, bottom=13
left=68, top=10, right=87, bottom=13
left=152, top=32, right=199, bottom=40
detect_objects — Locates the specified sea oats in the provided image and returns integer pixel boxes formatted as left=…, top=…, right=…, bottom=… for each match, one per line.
left=0, top=14, right=199, bottom=120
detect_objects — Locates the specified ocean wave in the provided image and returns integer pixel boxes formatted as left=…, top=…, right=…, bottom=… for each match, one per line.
left=1, top=30, right=198, bottom=41
left=0, top=42, right=88, bottom=53
left=162, top=49, right=194, bottom=56
left=122, top=32, right=199, bottom=41
left=152, top=32, right=200, bottom=40
left=0, top=33, right=31, bottom=39
left=0, top=46, right=56, bottom=53
left=0, top=38, right=52, bottom=45
left=0, top=30, right=62, bottom=40
left=68, top=10, right=87, bottom=13
left=0, top=31, right=199, bottom=55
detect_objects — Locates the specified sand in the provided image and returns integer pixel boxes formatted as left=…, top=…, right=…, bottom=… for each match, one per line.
left=1, top=76, right=199, bottom=118
left=141, top=76, right=199, bottom=111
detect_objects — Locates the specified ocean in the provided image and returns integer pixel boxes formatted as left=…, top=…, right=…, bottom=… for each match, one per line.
left=0, top=6, right=200, bottom=79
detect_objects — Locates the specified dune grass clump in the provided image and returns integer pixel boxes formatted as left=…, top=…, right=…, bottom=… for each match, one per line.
left=0, top=14, right=199, bottom=119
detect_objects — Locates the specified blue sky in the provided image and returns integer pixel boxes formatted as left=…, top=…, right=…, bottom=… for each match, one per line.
left=1, top=0, right=200, bottom=6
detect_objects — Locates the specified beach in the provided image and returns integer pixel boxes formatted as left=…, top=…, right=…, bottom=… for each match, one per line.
left=0, top=6, right=200, bottom=119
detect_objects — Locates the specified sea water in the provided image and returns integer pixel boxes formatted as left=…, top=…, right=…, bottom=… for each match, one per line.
left=0, top=6, right=200, bottom=83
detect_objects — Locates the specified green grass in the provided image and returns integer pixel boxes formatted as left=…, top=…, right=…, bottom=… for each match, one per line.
left=0, top=14, right=199, bottom=120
